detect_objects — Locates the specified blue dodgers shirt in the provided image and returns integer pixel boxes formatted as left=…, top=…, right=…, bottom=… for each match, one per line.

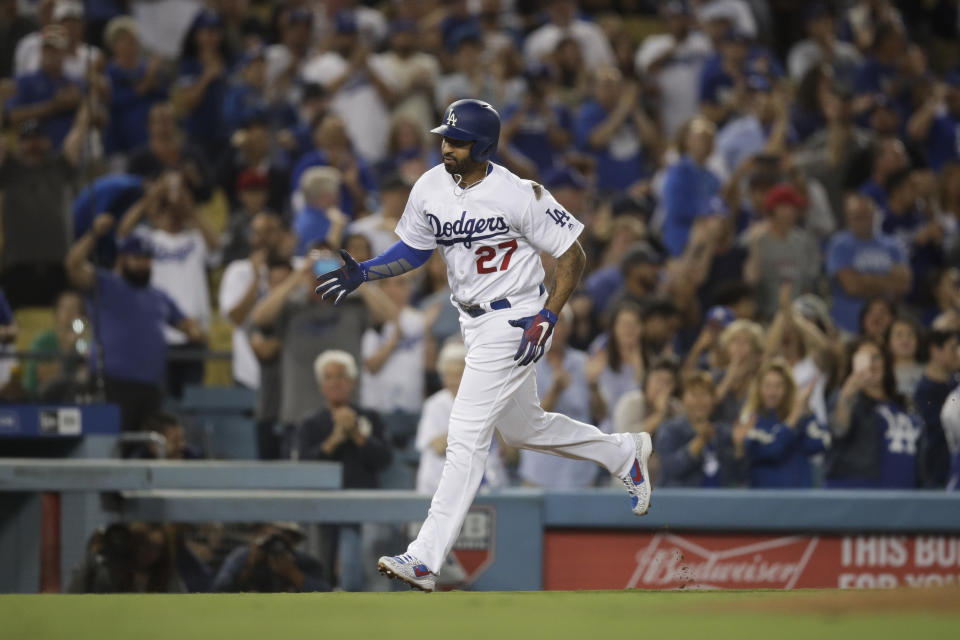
left=500, top=101, right=573, bottom=175
left=85, top=269, right=185, bottom=385
left=826, top=231, right=907, bottom=333
left=294, top=205, right=333, bottom=256
left=104, top=62, right=168, bottom=154
left=5, top=70, right=84, bottom=148
left=662, top=156, right=721, bottom=256
left=925, top=113, right=960, bottom=171
left=745, top=412, right=829, bottom=488
left=574, top=100, right=646, bottom=192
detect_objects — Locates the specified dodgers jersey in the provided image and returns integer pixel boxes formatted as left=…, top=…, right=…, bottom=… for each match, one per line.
left=395, top=163, right=584, bottom=305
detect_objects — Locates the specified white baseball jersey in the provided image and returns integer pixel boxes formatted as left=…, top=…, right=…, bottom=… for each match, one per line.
left=394, top=163, right=584, bottom=306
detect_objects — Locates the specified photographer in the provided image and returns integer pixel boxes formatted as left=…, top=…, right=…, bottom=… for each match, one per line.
left=210, top=524, right=329, bottom=593
left=68, top=522, right=209, bottom=593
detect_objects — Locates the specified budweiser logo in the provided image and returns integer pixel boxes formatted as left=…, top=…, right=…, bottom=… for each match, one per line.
left=626, top=534, right=820, bottom=590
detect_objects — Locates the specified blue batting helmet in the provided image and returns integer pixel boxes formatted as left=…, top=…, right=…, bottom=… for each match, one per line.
left=431, top=99, right=501, bottom=163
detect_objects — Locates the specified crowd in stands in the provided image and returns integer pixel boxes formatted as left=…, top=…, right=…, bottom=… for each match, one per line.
left=2, top=0, right=960, bottom=549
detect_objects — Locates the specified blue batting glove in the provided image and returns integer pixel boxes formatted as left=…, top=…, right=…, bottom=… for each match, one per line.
left=315, top=249, right=367, bottom=305
left=508, top=308, right=558, bottom=366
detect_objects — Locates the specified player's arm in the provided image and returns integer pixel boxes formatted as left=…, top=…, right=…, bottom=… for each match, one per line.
left=544, top=240, right=585, bottom=316
left=315, top=241, right=433, bottom=305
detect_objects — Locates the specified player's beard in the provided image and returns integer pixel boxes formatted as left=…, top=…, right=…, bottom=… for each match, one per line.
left=443, top=154, right=479, bottom=179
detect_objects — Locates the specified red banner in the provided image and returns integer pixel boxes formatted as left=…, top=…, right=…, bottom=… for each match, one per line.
left=544, top=530, right=960, bottom=590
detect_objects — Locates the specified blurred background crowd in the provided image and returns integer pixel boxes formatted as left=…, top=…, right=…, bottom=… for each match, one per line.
left=2, top=0, right=960, bottom=591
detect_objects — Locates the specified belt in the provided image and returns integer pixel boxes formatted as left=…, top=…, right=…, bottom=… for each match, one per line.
left=458, top=283, right=546, bottom=318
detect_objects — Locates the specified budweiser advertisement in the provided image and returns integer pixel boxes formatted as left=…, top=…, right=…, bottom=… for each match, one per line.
left=544, top=530, right=960, bottom=590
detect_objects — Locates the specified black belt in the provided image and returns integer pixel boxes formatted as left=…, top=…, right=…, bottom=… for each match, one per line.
left=458, top=284, right=546, bottom=318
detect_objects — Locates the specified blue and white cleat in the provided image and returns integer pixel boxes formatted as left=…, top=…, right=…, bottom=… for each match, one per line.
left=620, top=432, right=653, bottom=516
left=377, top=554, right=437, bottom=592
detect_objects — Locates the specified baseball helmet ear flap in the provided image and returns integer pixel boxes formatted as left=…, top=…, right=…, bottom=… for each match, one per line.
left=430, top=99, right=501, bottom=163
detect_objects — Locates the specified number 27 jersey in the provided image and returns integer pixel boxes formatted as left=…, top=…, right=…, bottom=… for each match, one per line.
left=394, top=163, right=584, bottom=306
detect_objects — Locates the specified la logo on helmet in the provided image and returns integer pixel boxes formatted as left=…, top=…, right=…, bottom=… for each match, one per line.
left=447, top=110, right=458, bottom=126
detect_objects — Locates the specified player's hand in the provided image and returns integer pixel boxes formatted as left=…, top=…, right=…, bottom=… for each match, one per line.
left=508, top=308, right=558, bottom=366
left=314, top=249, right=367, bottom=305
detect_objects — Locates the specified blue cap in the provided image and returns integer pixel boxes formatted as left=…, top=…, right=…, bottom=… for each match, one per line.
left=192, top=9, right=222, bottom=31
left=542, top=166, right=587, bottom=191
left=117, top=234, right=153, bottom=257
left=389, top=19, right=418, bottom=35
left=663, top=1, right=691, bottom=16
left=334, top=10, right=358, bottom=34
left=746, top=74, right=772, bottom=92
left=239, top=46, right=265, bottom=66
left=706, top=306, right=736, bottom=329
left=288, top=8, right=313, bottom=25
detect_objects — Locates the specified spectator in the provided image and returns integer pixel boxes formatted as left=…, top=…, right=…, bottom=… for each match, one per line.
left=888, top=316, right=925, bottom=398
left=133, top=411, right=203, bottom=460
left=0, top=110, right=88, bottom=307
left=221, top=46, right=296, bottom=139
left=913, top=329, right=960, bottom=488
left=249, top=259, right=293, bottom=460
left=520, top=306, right=605, bottom=489
left=926, top=267, right=960, bottom=329
left=293, top=166, right=348, bottom=256
left=102, top=16, right=169, bottom=157
left=219, top=211, right=284, bottom=390
left=378, top=113, right=441, bottom=184
left=249, top=249, right=397, bottom=432
left=715, top=76, right=792, bottom=177
left=743, top=183, right=821, bottom=320
left=116, top=171, right=217, bottom=397
left=264, top=7, right=314, bottom=105
left=301, top=10, right=394, bottom=164
left=348, top=173, right=409, bottom=256
left=417, top=341, right=507, bottom=495
left=788, top=3, right=861, bottom=84
left=6, top=24, right=84, bottom=149
left=574, top=66, right=659, bottom=193
left=15, top=1, right=102, bottom=79
left=613, top=357, right=683, bottom=485
left=211, top=524, right=329, bottom=593
left=0, top=0, right=36, bottom=78
left=582, top=218, right=650, bottom=316
left=64, top=216, right=204, bottom=430
left=218, top=111, right=290, bottom=216
left=908, top=72, right=960, bottom=172
left=661, top=116, right=721, bottom=257
left=500, top=68, right=574, bottom=177
left=656, top=370, right=743, bottom=487
left=587, top=302, right=644, bottom=428
left=826, top=193, right=911, bottom=335
left=375, top=19, right=440, bottom=134
left=221, top=170, right=272, bottom=265
left=597, top=241, right=662, bottom=317
left=71, top=171, right=145, bottom=268
left=827, top=339, right=921, bottom=488
left=859, top=297, right=897, bottom=343
left=361, top=272, right=436, bottom=443
left=859, top=136, right=909, bottom=215
left=524, top=0, right=614, bottom=72
left=291, top=114, right=377, bottom=218
left=714, top=319, right=765, bottom=425
left=22, top=289, right=86, bottom=400
left=297, top=350, right=392, bottom=590
left=734, top=359, right=830, bottom=488
left=126, top=102, right=214, bottom=203
left=634, top=1, right=713, bottom=138
left=172, top=9, right=230, bottom=162
left=882, top=168, right=945, bottom=299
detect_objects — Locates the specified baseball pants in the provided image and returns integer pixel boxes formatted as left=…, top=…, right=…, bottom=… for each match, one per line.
left=405, top=290, right=637, bottom=572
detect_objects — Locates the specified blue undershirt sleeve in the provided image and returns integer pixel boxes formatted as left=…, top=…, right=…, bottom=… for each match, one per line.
left=361, top=241, right=433, bottom=281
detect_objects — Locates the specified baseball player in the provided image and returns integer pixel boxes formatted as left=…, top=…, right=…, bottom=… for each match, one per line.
left=315, top=99, right=652, bottom=592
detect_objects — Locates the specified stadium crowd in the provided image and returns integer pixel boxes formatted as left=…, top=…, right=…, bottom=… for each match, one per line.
left=2, top=0, right=960, bottom=544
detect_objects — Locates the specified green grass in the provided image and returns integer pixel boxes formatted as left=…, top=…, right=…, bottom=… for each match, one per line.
left=3, top=590, right=957, bottom=640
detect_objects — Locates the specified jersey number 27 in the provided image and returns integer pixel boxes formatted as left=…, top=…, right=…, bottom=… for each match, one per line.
left=475, top=239, right=518, bottom=274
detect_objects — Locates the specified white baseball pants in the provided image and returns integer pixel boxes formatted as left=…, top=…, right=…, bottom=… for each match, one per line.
left=405, top=290, right=636, bottom=572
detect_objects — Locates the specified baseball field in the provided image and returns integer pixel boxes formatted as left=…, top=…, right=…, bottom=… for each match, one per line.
left=4, top=588, right=958, bottom=640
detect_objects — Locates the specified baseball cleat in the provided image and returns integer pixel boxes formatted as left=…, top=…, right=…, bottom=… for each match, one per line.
left=619, top=432, right=653, bottom=516
left=377, top=554, right=437, bottom=592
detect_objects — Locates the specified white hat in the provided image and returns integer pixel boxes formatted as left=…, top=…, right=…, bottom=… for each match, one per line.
left=53, top=0, right=84, bottom=21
